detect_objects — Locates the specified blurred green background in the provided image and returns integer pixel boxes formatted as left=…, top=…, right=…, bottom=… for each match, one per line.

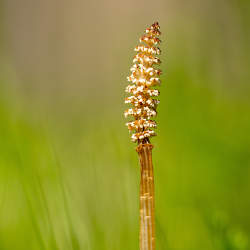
left=0, top=0, right=250, bottom=249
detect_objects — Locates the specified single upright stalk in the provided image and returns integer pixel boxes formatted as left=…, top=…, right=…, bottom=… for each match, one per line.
left=137, top=143, right=155, bottom=250
left=124, top=22, right=162, bottom=250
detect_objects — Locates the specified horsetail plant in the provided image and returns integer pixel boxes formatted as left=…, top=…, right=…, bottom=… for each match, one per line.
left=124, top=22, right=162, bottom=250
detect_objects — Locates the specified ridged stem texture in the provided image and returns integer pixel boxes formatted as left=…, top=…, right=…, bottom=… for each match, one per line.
left=137, top=144, right=155, bottom=250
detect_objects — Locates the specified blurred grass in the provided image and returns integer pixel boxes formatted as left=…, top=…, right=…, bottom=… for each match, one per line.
left=0, top=56, right=250, bottom=249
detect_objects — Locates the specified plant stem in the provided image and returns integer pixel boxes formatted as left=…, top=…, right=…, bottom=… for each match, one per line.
left=136, top=143, right=155, bottom=250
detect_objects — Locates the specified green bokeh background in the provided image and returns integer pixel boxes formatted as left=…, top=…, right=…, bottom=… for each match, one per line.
left=0, top=0, right=250, bottom=249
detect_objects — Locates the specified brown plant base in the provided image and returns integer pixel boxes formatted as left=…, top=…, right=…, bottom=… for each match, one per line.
left=136, top=143, right=155, bottom=250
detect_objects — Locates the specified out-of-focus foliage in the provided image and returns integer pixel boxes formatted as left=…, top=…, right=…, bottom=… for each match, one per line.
left=0, top=0, right=250, bottom=249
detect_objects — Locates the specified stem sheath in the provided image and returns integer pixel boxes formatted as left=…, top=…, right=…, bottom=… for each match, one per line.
left=136, top=143, right=155, bottom=250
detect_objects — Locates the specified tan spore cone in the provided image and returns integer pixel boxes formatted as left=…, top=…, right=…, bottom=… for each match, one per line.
left=125, top=22, right=162, bottom=144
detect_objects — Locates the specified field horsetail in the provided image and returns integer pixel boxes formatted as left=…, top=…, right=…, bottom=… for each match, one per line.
left=124, top=22, right=162, bottom=250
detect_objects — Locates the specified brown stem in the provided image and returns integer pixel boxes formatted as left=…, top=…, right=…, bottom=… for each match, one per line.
left=136, top=143, right=155, bottom=250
